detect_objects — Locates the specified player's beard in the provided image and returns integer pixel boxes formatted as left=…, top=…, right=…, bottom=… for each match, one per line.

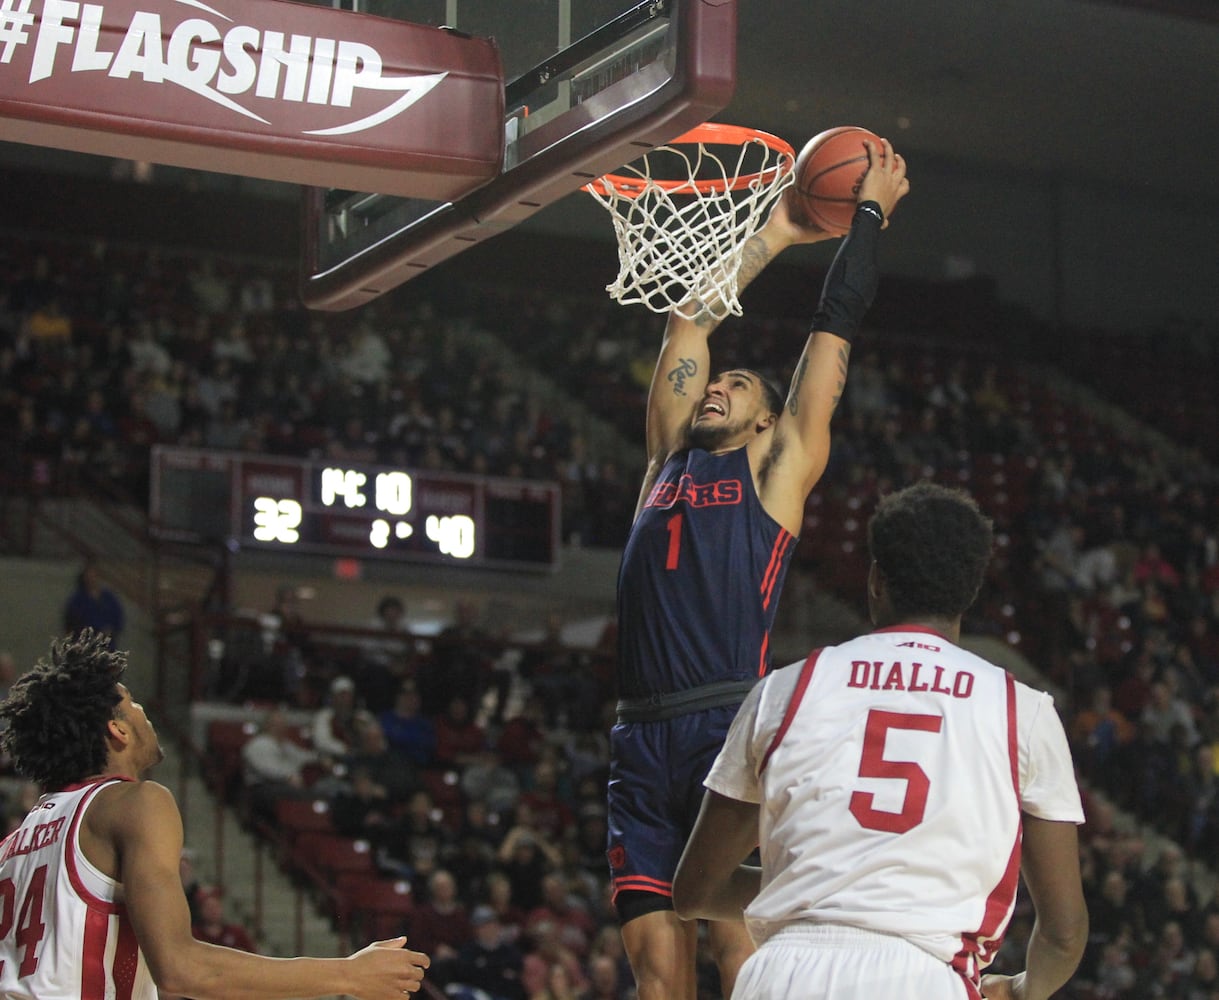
left=688, top=416, right=745, bottom=451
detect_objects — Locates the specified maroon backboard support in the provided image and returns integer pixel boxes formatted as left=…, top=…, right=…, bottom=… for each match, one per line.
left=300, top=0, right=738, bottom=311
left=0, top=0, right=504, bottom=201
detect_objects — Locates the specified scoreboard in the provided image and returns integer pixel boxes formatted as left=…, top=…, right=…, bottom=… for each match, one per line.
left=149, top=446, right=560, bottom=570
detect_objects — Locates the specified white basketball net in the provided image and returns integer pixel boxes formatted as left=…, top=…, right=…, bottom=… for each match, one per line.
left=585, top=132, right=795, bottom=321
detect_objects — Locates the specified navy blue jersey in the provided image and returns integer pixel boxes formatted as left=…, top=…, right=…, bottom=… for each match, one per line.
left=616, top=446, right=796, bottom=699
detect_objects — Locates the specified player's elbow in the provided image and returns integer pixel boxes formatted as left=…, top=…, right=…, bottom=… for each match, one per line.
left=1040, top=903, right=1090, bottom=964
left=148, top=957, right=190, bottom=998
left=145, top=941, right=209, bottom=998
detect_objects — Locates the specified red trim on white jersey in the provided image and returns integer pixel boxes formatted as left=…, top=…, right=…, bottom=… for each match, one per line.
left=759, top=649, right=822, bottom=775
left=65, top=778, right=127, bottom=913
left=113, top=912, right=141, bottom=999
left=81, top=905, right=110, bottom=999
left=950, top=671, right=1024, bottom=991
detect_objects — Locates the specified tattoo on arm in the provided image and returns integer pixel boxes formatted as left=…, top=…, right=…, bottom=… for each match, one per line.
left=738, top=236, right=772, bottom=289
left=667, top=357, right=699, bottom=397
left=787, top=356, right=808, bottom=416
left=831, top=343, right=851, bottom=411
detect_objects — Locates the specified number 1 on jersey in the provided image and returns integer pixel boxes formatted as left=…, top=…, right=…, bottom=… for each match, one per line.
left=665, top=513, right=683, bottom=570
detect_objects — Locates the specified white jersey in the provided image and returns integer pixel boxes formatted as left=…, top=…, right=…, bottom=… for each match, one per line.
left=705, top=626, right=1083, bottom=985
left=0, top=778, right=157, bottom=1000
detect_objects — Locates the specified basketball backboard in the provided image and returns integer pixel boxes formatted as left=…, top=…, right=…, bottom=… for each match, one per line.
left=300, top=0, right=737, bottom=311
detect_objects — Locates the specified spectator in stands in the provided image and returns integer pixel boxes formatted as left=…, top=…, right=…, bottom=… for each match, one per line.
left=483, top=870, right=527, bottom=947
left=434, top=694, right=488, bottom=771
left=518, top=755, right=574, bottom=844
left=518, top=613, right=599, bottom=731
left=407, top=869, right=472, bottom=988
left=1142, top=678, right=1200, bottom=747
left=1114, top=646, right=1158, bottom=721
left=426, top=600, right=498, bottom=717
left=1071, top=684, right=1136, bottom=783
left=448, top=904, right=526, bottom=1000
left=1139, top=919, right=1195, bottom=996
left=378, top=678, right=436, bottom=769
left=378, top=788, right=447, bottom=886
left=448, top=828, right=497, bottom=904
left=1184, top=742, right=1219, bottom=862
left=461, top=749, right=522, bottom=819
left=311, top=675, right=376, bottom=766
left=497, top=695, right=549, bottom=777
left=582, top=953, right=629, bottom=1000
left=330, top=727, right=414, bottom=849
left=528, top=959, right=581, bottom=1000
left=525, top=873, right=594, bottom=961
left=520, top=920, right=587, bottom=1000
left=1144, top=875, right=1201, bottom=948
left=191, top=885, right=258, bottom=953
left=1185, top=945, right=1219, bottom=999
left=1134, top=541, right=1182, bottom=590
left=240, top=706, right=319, bottom=822
left=1092, top=935, right=1138, bottom=999
left=585, top=928, right=633, bottom=1000
left=1086, top=869, right=1142, bottom=971
left=63, top=558, right=125, bottom=649
left=359, top=594, right=421, bottom=712
left=345, top=715, right=418, bottom=801
left=457, top=798, right=504, bottom=853
left=496, top=816, right=562, bottom=912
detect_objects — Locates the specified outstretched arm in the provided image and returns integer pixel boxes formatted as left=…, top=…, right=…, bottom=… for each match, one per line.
left=108, top=781, right=430, bottom=1000
left=757, top=138, right=910, bottom=533
left=980, top=816, right=1088, bottom=1000
left=640, top=193, right=836, bottom=511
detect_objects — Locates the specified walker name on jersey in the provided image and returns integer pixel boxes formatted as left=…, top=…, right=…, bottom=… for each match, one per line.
left=0, top=816, right=66, bottom=863
left=645, top=475, right=742, bottom=510
left=849, top=660, right=975, bottom=699
left=14, top=0, right=448, bottom=135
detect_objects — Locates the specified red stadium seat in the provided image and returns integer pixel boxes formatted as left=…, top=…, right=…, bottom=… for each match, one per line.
left=273, top=798, right=335, bottom=839
left=204, top=718, right=258, bottom=800
left=335, top=873, right=416, bottom=939
left=293, top=833, right=376, bottom=882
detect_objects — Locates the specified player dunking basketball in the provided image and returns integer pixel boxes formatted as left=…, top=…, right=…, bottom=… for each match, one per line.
left=672, top=483, right=1088, bottom=999
left=0, top=630, right=430, bottom=999
left=607, top=139, right=909, bottom=1000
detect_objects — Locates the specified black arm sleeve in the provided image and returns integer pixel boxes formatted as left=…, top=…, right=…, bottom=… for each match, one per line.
left=810, top=201, right=884, bottom=343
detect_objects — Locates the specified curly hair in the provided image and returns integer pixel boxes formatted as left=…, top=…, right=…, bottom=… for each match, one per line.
left=0, top=629, right=126, bottom=790
left=867, top=481, right=994, bottom=620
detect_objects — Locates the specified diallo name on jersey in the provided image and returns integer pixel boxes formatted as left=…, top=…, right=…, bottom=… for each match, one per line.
left=848, top=660, right=976, bottom=699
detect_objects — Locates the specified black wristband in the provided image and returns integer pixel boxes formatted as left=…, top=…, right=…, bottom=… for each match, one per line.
left=810, top=203, right=882, bottom=343
left=855, top=200, right=885, bottom=226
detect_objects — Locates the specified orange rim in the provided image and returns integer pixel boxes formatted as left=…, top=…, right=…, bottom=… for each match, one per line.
left=584, top=122, right=796, bottom=198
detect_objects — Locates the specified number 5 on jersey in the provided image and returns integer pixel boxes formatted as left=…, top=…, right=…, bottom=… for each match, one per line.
left=849, top=710, right=943, bottom=834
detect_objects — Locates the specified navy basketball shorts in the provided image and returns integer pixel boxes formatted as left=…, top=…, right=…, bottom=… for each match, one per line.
left=606, top=704, right=741, bottom=909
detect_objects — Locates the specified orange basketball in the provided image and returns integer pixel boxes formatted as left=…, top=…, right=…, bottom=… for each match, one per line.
left=790, top=126, right=883, bottom=234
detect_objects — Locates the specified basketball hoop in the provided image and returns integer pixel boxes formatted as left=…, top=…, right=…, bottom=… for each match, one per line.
left=584, top=123, right=796, bottom=320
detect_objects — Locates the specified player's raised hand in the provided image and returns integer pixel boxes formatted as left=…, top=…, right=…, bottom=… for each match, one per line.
left=857, top=137, right=909, bottom=226
left=770, top=184, right=840, bottom=246
left=345, top=937, right=431, bottom=997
